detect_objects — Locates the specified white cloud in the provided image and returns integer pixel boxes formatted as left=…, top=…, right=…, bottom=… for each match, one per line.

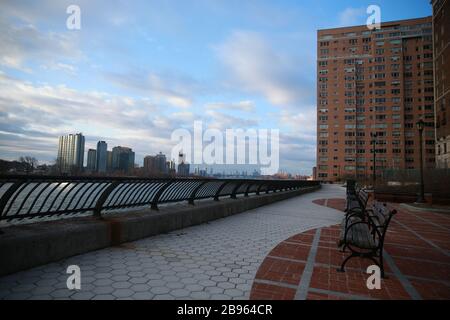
left=215, top=31, right=312, bottom=107
left=105, top=71, right=196, bottom=108
left=205, top=100, right=255, bottom=112
left=338, top=7, right=366, bottom=26
left=0, top=20, right=82, bottom=71
left=205, top=110, right=258, bottom=130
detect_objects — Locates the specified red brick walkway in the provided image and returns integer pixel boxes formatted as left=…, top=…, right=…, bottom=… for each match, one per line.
left=249, top=198, right=450, bottom=300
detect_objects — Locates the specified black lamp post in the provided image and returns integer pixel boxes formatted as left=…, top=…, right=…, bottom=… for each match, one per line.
left=371, top=132, right=377, bottom=189
left=416, top=119, right=425, bottom=203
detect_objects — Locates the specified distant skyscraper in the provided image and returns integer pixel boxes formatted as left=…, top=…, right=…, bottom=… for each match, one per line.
left=96, top=141, right=108, bottom=173
left=177, top=151, right=190, bottom=176
left=112, top=146, right=135, bottom=173
left=155, top=152, right=167, bottom=174
left=106, top=151, right=113, bottom=171
left=144, top=155, right=156, bottom=174
left=166, top=160, right=176, bottom=175
left=87, top=149, right=97, bottom=171
left=57, top=133, right=85, bottom=173
left=177, top=162, right=190, bottom=177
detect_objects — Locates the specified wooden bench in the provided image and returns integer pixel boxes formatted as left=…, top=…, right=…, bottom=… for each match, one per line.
left=345, top=188, right=370, bottom=216
left=346, top=179, right=356, bottom=197
left=338, top=202, right=397, bottom=278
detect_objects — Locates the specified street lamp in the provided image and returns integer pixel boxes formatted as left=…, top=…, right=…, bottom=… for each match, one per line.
left=416, top=119, right=425, bottom=203
left=371, top=132, right=377, bottom=189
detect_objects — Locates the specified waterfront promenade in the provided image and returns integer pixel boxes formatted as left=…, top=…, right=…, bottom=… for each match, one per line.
left=1, top=184, right=449, bottom=300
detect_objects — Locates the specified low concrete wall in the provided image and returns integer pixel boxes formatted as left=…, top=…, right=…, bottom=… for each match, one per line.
left=0, top=186, right=320, bottom=276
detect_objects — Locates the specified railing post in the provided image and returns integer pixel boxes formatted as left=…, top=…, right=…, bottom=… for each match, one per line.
left=214, top=181, right=230, bottom=201
left=188, top=181, right=208, bottom=205
left=150, top=181, right=174, bottom=210
left=244, top=183, right=253, bottom=197
left=256, top=182, right=266, bottom=195
left=93, top=181, right=121, bottom=218
left=230, top=181, right=245, bottom=199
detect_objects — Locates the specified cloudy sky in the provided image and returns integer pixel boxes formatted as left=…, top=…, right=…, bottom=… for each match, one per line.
left=0, top=0, right=430, bottom=174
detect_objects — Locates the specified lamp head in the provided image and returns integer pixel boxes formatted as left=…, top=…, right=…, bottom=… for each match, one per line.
left=416, top=119, right=425, bottom=132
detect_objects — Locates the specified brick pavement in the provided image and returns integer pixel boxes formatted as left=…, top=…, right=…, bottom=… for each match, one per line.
left=250, top=198, right=450, bottom=300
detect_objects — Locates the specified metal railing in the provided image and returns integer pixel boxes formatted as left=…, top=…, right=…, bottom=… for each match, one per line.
left=0, top=175, right=320, bottom=222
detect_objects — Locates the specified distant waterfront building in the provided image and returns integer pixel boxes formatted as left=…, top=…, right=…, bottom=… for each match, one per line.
left=112, top=146, right=135, bottom=173
left=87, top=149, right=97, bottom=171
left=177, top=162, right=190, bottom=177
left=155, top=152, right=167, bottom=174
left=106, top=151, right=113, bottom=172
left=166, top=160, right=176, bottom=176
left=96, top=141, right=108, bottom=173
left=177, top=151, right=190, bottom=176
left=143, top=155, right=156, bottom=174
left=432, top=0, right=450, bottom=168
left=57, top=133, right=85, bottom=173
left=316, top=17, right=436, bottom=182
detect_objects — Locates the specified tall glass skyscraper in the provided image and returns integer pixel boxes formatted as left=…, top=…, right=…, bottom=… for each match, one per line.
left=57, top=133, right=85, bottom=173
left=87, top=149, right=97, bottom=171
left=96, top=141, right=108, bottom=173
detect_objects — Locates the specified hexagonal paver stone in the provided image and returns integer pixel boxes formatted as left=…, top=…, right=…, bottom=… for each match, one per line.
left=217, top=282, right=235, bottom=290
left=112, top=289, right=134, bottom=298
left=93, top=279, right=114, bottom=287
left=166, top=282, right=184, bottom=289
left=211, top=294, right=232, bottom=300
left=224, top=289, right=244, bottom=298
left=92, top=294, right=116, bottom=300
left=111, top=275, right=130, bottom=282
left=185, top=284, right=204, bottom=292
left=153, top=294, right=174, bottom=300
left=169, top=288, right=190, bottom=298
left=229, top=277, right=246, bottom=285
left=132, top=292, right=155, bottom=300
left=11, top=283, right=36, bottom=292
left=222, top=272, right=238, bottom=278
left=130, top=284, right=151, bottom=292
left=5, top=292, right=32, bottom=300
left=148, top=279, right=166, bottom=287
left=162, top=275, right=179, bottom=282
left=50, top=289, right=74, bottom=299
left=205, top=286, right=224, bottom=294
left=180, top=278, right=197, bottom=285
left=112, top=281, right=132, bottom=289
left=198, top=280, right=216, bottom=287
left=129, top=277, right=148, bottom=284
left=211, top=276, right=228, bottom=283
left=150, top=287, right=170, bottom=295
left=238, top=273, right=254, bottom=280
left=32, top=286, right=55, bottom=295
left=31, top=295, right=53, bottom=300
left=71, top=292, right=95, bottom=300
left=191, top=291, right=211, bottom=300
left=93, top=286, right=115, bottom=295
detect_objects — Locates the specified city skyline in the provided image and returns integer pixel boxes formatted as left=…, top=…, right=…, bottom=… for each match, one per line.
left=0, top=1, right=432, bottom=175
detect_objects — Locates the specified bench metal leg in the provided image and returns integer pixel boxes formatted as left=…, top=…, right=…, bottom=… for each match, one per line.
left=337, top=252, right=356, bottom=273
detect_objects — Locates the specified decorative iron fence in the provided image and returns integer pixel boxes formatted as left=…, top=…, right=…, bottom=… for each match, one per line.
left=0, top=175, right=319, bottom=222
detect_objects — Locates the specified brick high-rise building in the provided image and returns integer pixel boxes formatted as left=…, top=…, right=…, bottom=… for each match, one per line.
left=432, top=0, right=450, bottom=168
left=316, top=17, right=435, bottom=182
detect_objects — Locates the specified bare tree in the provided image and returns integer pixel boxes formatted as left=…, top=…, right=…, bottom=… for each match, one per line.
left=19, top=156, right=38, bottom=173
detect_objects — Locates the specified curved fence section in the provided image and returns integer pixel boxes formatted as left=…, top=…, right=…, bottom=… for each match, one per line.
left=0, top=176, right=320, bottom=222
